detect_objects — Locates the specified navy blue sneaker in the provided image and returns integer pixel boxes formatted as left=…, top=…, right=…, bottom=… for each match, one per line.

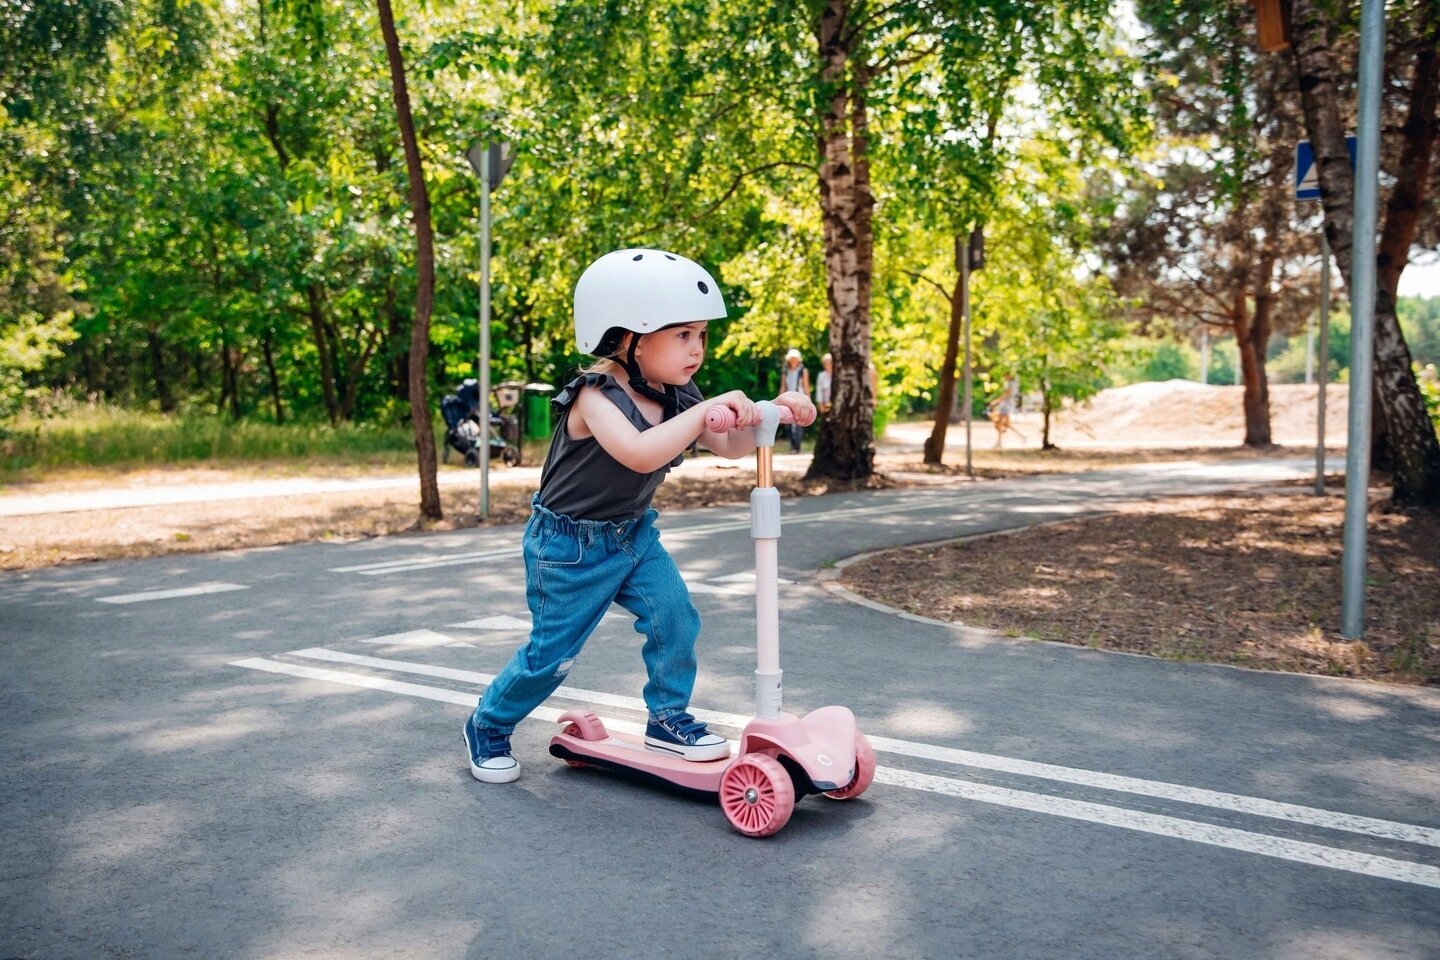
left=644, top=712, right=730, bottom=762
left=464, top=718, right=520, bottom=783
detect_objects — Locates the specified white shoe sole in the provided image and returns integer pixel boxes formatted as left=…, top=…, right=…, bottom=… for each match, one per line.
left=643, top=736, right=731, bottom=763
left=471, top=759, right=520, bottom=783
left=464, top=732, right=520, bottom=783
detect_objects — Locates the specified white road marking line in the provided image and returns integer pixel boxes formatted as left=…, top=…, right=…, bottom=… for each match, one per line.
left=687, top=582, right=749, bottom=595
left=287, top=647, right=643, bottom=714
left=265, top=648, right=1440, bottom=851
left=448, top=615, right=532, bottom=630
left=359, top=629, right=467, bottom=648
left=875, top=767, right=1440, bottom=890
left=228, top=655, right=1440, bottom=889
left=227, top=658, right=648, bottom=736
left=863, top=735, right=1440, bottom=850
left=328, top=545, right=520, bottom=575
left=97, top=583, right=249, bottom=605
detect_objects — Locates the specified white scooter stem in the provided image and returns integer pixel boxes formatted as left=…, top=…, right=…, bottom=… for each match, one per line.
left=750, top=403, right=785, bottom=719
left=704, top=400, right=805, bottom=720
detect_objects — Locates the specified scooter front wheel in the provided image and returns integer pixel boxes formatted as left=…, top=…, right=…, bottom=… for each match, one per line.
left=720, top=753, right=795, bottom=837
left=823, top=731, right=876, bottom=800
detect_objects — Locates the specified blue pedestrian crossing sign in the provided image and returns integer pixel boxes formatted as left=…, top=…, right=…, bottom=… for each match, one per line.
left=1295, top=136, right=1357, bottom=201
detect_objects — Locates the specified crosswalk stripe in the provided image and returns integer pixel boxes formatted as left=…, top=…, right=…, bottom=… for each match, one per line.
left=228, top=654, right=1440, bottom=889
left=258, top=647, right=1440, bottom=850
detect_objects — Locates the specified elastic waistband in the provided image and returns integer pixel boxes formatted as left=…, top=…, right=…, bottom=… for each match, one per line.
left=530, top=496, right=653, bottom=541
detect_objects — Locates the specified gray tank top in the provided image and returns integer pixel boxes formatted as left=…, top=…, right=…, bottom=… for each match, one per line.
left=538, top=373, right=705, bottom=522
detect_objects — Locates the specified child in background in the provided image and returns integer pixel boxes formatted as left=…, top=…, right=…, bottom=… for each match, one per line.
left=815, top=352, right=833, bottom=415
left=781, top=348, right=810, bottom=452
left=464, top=248, right=815, bottom=783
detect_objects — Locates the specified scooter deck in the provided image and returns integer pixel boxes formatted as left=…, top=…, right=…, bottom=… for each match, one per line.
left=548, top=729, right=730, bottom=799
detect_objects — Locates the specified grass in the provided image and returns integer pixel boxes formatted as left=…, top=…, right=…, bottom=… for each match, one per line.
left=1, top=405, right=426, bottom=480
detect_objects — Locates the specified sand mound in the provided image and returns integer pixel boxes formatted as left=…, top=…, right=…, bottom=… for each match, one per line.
left=1049, top=380, right=1348, bottom=447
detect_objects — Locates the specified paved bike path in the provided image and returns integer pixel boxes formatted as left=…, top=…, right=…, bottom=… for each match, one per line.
left=2, top=457, right=1435, bottom=960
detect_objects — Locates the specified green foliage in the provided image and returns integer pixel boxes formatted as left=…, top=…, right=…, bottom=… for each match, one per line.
left=1398, top=295, right=1440, bottom=368
left=1108, top=337, right=1196, bottom=385
left=0, top=0, right=1160, bottom=474
left=1418, top=365, right=1439, bottom=432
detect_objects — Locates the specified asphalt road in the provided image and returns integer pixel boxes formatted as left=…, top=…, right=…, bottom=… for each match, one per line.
left=2, top=459, right=1436, bottom=960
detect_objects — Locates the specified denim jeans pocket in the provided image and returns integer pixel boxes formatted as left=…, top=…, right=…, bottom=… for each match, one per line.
left=534, top=527, right=585, bottom=567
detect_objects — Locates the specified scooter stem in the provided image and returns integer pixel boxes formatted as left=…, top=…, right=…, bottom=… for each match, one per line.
left=750, top=401, right=784, bottom=719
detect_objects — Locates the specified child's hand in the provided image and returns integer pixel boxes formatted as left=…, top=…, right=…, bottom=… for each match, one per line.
left=774, top=391, right=817, bottom=427
left=714, top=389, right=759, bottom=429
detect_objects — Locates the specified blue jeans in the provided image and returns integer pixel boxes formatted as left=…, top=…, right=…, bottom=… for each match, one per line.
left=471, top=500, right=702, bottom=735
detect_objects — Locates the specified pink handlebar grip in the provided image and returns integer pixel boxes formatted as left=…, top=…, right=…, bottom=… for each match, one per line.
left=705, top=402, right=816, bottom=432
left=704, top=405, right=744, bottom=433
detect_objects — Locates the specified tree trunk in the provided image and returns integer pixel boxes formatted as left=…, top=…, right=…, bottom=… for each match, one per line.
left=1238, top=262, right=1276, bottom=447
left=218, top=322, right=241, bottom=420
left=1288, top=0, right=1440, bottom=506
left=261, top=328, right=284, bottom=425
left=924, top=236, right=965, bottom=466
left=377, top=0, right=441, bottom=520
left=807, top=0, right=875, bottom=482
left=146, top=325, right=174, bottom=413
left=306, top=284, right=341, bottom=425
left=1041, top=368, right=1055, bottom=450
left=385, top=283, right=409, bottom=404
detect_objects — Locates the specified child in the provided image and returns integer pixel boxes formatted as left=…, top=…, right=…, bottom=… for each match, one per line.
left=464, top=248, right=816, bottom=783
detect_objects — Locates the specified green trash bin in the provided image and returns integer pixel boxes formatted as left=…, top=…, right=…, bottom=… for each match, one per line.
left=524, top=384, right=555, bottom=439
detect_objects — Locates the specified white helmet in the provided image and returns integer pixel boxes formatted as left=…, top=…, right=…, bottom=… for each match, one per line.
left=573, top=248, right=728, bottom=355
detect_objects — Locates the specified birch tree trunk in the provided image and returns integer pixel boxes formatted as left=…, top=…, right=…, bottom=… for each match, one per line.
left=807, top=0, right=876, bottom=482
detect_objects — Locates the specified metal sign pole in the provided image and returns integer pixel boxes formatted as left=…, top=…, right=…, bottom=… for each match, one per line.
left=961, top=247, right=973, bottom=478
left=1315, top=233, right=1331, bottom=496
left=478, top=151, right=492, bottom=519
left=1341, top=0, right=1384, bottom=639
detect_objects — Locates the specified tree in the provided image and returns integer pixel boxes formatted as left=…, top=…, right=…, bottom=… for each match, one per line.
left=376, top=0, right=441, bottom=519
left=805, top=0, right=1142, bottom=477
left=1286, top=0, right=1440, bottom=506
left=1111, top=0, right=1318, bottom=448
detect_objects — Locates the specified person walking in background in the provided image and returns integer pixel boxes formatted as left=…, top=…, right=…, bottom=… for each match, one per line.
left=986, top=371, right=1022, bottom=448
left=781, top=348, right=810, bottom=453
left=815, top=352, right=833, bottom=416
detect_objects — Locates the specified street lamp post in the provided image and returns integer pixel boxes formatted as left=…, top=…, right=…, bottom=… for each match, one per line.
left=465, top=139, right=513, bottom=519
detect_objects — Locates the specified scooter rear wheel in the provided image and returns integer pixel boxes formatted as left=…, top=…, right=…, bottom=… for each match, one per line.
left=557, top=711, right=607, bottom=769
left=822, top=731, right=876, bottom=800
left=720, top=753, right=794, bottom=837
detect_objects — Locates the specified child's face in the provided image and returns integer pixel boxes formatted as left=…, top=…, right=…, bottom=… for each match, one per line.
left=633, top=322, right=708, bottom=384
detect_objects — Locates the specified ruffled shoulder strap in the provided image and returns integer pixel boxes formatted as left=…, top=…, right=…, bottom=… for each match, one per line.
left=551, top=372, right=653, bottom=433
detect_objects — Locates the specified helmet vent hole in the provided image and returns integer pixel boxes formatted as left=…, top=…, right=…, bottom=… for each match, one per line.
left=697, top=281, right=709, bottom=294
left=665, top=254, right=677, bottom=260
left=632, top=254, right=644, bottom=261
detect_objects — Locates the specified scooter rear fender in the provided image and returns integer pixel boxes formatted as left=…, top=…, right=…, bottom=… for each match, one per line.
left=740, top=706, right=858, bottom=792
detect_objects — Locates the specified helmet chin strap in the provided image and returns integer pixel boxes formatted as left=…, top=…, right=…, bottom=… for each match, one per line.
left=619, top=335, right=679, bottom=421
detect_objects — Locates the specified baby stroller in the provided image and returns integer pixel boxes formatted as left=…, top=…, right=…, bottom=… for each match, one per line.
left=440, top=379, right=520, bottom=467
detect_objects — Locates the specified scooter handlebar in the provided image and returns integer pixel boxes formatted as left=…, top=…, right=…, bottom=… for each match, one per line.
left=705, top=401, right=816, bottom=433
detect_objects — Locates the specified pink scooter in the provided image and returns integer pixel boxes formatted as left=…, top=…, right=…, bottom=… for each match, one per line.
left=549, top=400, right=876, bottom=836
